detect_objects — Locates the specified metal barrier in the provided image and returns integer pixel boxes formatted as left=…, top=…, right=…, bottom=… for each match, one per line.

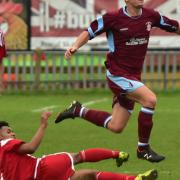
left=2, top=50, right=180, bottom=91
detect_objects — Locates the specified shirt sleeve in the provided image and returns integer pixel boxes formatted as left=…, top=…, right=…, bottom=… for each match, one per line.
left=153, top=11, right=179, bottom=32
left=87, top=12, right=115, bottom=40
left=3, top=139, right=25, bottom=152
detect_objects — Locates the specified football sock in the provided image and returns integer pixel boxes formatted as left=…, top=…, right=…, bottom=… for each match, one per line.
left=79, top=148, right=119, bottom=162
left=138, top=107, right=154, bottom=144
left=79, top=108, right=111, bottom=127
left=137, top=142, right=149, bottom=151
left=138, top=144, right=150, bottom=151
left=96, top=172, right=135, bottom=180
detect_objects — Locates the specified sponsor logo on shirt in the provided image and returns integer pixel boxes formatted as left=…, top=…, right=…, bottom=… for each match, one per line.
left=126, top=38, right=148, bottom=46
left=119, top=28, right=128, bottom=31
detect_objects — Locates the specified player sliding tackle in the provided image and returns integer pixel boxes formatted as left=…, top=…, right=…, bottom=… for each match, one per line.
left=0, top=112, right=157, bottom=180
left=56, top=0, right=180, bottom=163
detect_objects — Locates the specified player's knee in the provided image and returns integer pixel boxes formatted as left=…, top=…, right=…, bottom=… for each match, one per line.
left=107, top=118, right=127, bottom=133
left=144, top=96, right=157, bottom=108
left=110, top=125, right=124, bottom=133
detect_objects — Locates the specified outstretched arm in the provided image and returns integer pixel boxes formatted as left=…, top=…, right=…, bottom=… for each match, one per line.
left=64, top=30, right=89, bottom=60
left=18, top=111, right=52, bottom=154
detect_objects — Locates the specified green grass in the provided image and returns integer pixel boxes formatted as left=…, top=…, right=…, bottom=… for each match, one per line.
left=0, top=90, right=180, bottom=179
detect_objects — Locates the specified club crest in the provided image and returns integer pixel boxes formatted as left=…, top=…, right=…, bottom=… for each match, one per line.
left=146, top=21, right=152, bottom=31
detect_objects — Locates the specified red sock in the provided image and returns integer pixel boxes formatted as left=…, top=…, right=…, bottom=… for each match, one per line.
left=79, top=148, right=119, bottom=162
left=138, top=107, right=154, bottom=143
left=96, top=172, right=135, bottom=180
left=82, top=109, right=111, bottom=127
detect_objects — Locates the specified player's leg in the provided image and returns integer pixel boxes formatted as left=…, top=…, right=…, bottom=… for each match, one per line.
left=107, top=100, right=131, bottom=133
left=104, top=76, right=135, bottom=133
left=70, top=169, right=97, bottom=180
left=55, top=98, right=132, bottom=133
left=71, top=169, right=135, bottom=180
left=70, top=148, right=129, bottom=167
left=127, top=85, right=165, bottom=162
left=55, top=100, right=112, bottom=127
left=106, top=72, right=165, bottom=162
left=71, top=169, right=158, bottom=180
left=55, top=78, right=133, bottom=134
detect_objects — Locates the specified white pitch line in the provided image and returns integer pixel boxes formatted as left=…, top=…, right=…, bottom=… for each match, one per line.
left=31, top=98, right=109, bottom=113
left=82, top=98, right=108, bottom=106
left=32, top=105, right=58, bottom=112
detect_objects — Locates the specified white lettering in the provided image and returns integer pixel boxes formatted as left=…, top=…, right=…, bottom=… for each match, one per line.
left=36, top=1, right=105, bottom=32
left=67, top=11, right=79, bottom=29
left=54, top=11, right=66, bottom=28
left=126, top=38, right=148, bottom=46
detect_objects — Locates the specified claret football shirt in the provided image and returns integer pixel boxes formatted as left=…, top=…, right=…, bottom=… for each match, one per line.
left=87, top=7, right=179, bottom=80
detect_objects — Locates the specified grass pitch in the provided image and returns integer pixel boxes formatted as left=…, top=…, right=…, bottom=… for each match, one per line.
left=0, top=90, right=180, bottom=179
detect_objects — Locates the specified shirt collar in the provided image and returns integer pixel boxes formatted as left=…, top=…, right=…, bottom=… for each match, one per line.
left=123, top=6, right=142, bottom=19
left=0, top=138, right=13, bottom=147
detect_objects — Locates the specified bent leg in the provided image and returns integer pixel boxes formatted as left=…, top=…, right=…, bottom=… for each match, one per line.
left=107, top=102, right=131, bottom=133
left=80, top=94, right=133, bottom=133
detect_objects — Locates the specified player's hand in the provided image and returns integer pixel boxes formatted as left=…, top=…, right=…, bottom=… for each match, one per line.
left=40, top=111, right=52, bottom=128
left=64, top=47, right=77, bottom=60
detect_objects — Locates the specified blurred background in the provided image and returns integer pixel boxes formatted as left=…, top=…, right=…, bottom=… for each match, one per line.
left=0, top=0, right=179, bottom=92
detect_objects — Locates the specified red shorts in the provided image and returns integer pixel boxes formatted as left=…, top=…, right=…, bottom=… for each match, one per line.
left=36, top=153, right=75, bottom=180
left=107, top=77, right=135, bottom=112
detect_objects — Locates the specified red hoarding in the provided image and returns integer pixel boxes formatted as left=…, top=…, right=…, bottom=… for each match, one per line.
left=31, top=0, right=119, bottom=49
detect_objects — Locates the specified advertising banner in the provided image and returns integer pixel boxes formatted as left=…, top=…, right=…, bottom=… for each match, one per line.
left=0, top=0, right=30, bottom=50
left=31, top=0, right=118, bottom=50
left=31, top=0, right=180, bottom=50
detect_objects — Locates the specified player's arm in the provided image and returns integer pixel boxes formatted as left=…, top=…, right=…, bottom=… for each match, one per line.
left=153, top=12, right=179, bottom=34
left=65, top=13, right=112, bottom=60
left=17, top=111, right=52, bottom=154
left=64, top=30, right=89, bottom=60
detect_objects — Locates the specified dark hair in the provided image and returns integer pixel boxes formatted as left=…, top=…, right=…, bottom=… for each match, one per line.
left=0, top=121, right=9, bottom=129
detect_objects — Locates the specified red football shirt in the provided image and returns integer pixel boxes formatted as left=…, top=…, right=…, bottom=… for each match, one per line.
left=0, top=138, right=37, bottom=180
left=87, top=7, right=179, bottom=80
